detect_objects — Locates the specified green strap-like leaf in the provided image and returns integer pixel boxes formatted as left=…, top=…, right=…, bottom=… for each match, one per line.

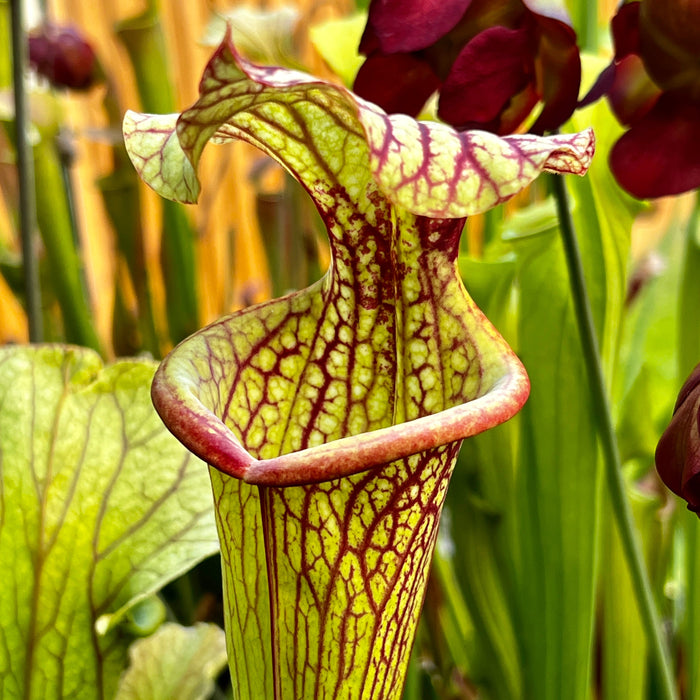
left=123, top=33, right=594, bottom=700
left=0, top=345, right=219, bottom=700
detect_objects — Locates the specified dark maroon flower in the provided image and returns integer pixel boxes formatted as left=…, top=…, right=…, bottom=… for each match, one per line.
left=656, top=364, right=700, bottom=513
left=354, top=0, right=581, bottom=135
left=28, top=23, right=98, bottom=91
left=581, top=1, right=700, bottom=198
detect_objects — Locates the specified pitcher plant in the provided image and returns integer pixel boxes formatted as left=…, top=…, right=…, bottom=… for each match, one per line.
left=123, top=31, right=594, bottom=700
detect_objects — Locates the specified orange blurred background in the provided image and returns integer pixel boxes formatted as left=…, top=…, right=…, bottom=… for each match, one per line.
left=0, top=0, right=352, bottom=353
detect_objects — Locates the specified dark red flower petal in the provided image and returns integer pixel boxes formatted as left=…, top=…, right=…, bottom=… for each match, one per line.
left=578, top=62, right=616, bottom=109
left=640, top=0, right=700, bottom=96
left=676, top=365, right=700, bottom=414
left=495, top=83, right=540, bottom=134
left=28, top=23, right=98, bottom=91
left=353, top=52, right=441, bottom=116
left=656, top=363, right=700, bottom=513
left=437, top=25, right=535, bottom=130
left=609, top=92, right=700, bottom=198
left=606, top=54, right=661, bottom=125
left=358, top=20, right=381, bottom=56
left=578, top=3, right=640, bottom=111
left=611, top=1, right=641, bottom=59
left=361, top=0, right=473, bottom=54
left=530, top=14, right=581, bottom=134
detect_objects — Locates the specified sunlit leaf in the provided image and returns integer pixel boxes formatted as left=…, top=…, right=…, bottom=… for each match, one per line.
left=114, top=623, right=227, bottom=700
left=0, top=345, right=219, bottom=700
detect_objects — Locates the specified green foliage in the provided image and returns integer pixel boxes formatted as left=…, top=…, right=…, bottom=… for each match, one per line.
left=437, top=81, right=671, bottom=700
left=116, top=8, right=199, bottom=344
left=0, top=345, right=219, bottom=699
left=32, top=134, right=102, bottom=350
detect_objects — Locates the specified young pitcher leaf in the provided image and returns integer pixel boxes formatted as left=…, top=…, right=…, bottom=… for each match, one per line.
left=0, top=346, right=219, bottom=700
left=124, top=32, right=593, bottom=700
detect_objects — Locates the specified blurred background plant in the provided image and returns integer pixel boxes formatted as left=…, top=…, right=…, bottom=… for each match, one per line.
left=1, top=0, right=699, bottom=698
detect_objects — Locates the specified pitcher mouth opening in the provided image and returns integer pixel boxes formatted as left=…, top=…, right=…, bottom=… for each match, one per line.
left=152, top=323, right=529, bottom=488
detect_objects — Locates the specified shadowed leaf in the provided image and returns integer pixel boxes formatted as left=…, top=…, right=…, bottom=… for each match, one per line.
left=114, top=623, right=227, bottom=700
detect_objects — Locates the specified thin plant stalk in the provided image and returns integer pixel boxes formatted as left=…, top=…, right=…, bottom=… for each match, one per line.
left=551, top=173, right=678, bottom=700
left=33, top=135, right=102, bottom=351
left=10, top=0, right=42, bottom=341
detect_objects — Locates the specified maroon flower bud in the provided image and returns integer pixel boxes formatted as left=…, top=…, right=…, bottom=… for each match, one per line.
left=655, top=363, right=700, bottom=513
left=28, top=24, right=98, bottom=91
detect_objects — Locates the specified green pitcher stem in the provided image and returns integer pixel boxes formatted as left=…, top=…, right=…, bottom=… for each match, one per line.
left=551, top=173, right=678, bottom=700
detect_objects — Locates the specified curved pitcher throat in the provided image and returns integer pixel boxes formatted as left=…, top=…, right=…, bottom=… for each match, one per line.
left=151, top=200, right=523, bottom=488
left=226, top=204, right=485, bottom=450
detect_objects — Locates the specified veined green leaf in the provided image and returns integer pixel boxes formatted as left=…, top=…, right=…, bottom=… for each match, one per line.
left=124, top=32, right=593, bottom=700
left=114, top=622, right=227, bottom=700
left=0, top=345, right=219, bottom=700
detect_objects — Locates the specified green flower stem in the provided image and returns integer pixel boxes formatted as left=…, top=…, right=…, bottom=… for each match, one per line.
left=551, top=173, right=678, bottom=700
left=10, top=0, right=43, bottom=341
